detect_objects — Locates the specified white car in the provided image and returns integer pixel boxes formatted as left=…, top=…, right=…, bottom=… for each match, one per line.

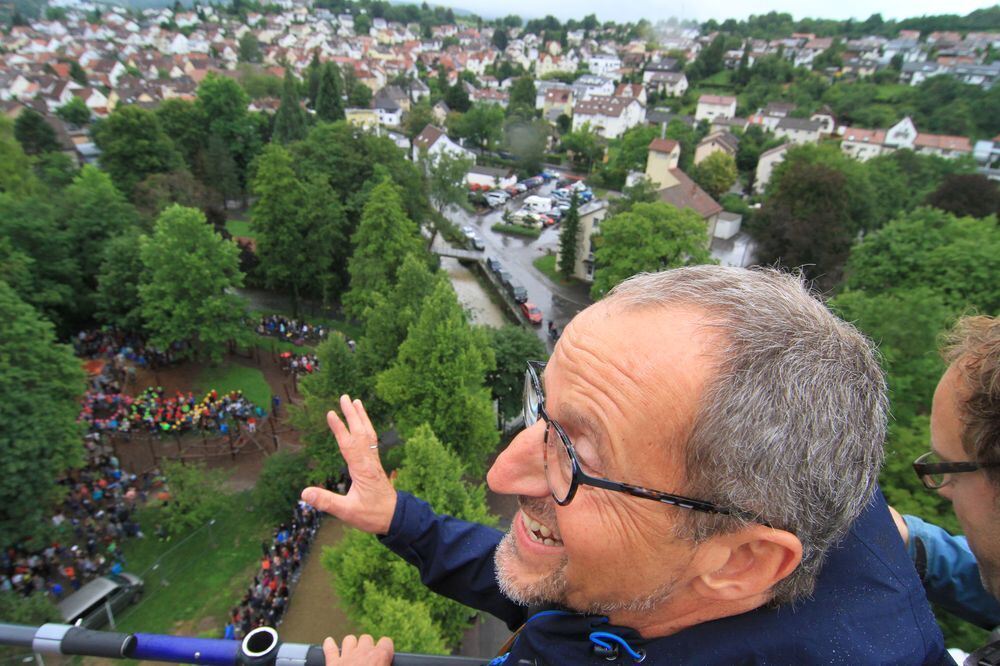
left=461, top=225, right=477, bottom=238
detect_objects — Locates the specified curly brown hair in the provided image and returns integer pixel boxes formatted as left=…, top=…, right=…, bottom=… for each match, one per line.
left=942, top=316, right=1000, bottom=485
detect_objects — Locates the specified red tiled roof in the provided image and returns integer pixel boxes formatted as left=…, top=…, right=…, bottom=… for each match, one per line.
left=914, top=133, right=972, bottom=152
left=698, top=94, right=736, bottom=106
left=658, top=168, right=723, bottom=219
left=842, top=127, right=887, bottom=144
left=648, top=138, right=678, bottom=154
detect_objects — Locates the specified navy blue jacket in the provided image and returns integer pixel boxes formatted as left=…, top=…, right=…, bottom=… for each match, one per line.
left=380, top=489, right=952, bottom=665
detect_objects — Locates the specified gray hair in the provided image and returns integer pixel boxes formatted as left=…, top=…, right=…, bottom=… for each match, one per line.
left=606, top=266, right=888, bottom=605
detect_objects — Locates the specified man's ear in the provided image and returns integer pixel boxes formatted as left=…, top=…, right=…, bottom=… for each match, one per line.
left=690, top=527, right=802, bottom=602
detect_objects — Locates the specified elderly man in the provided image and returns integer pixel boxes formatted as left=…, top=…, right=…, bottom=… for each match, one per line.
left=305, top=267, right=948, bottom=664
left=890, top=316, right=1000, bottom=663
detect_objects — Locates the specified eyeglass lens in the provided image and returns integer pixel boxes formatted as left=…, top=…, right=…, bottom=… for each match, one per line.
left=918, top=451, right=947, bottom=489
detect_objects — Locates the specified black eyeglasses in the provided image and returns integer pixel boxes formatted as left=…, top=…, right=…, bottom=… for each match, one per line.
left=523, top=361, right=768, bottom=525
left=912, top=450, right=1000, bottom=490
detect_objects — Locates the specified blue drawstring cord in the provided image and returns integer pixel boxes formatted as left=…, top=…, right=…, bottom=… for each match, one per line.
left=487, top=610, right=576, bottom=665
left=589, top=631, right=647, bottom=662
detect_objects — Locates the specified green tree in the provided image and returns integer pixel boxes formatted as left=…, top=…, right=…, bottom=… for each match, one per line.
left=608, top=177, right=659, bottom=216
left=831, top=287, right=953, bottom=425
left=356, top=254, right=444, bottom=391
left=62, top=165, right=140, bottom=287
left=508, top=76, right=536, bottom=108
left=598, top=125, right=658, bottom=189
left=294, top=334, right=366, bottom=484
left=139, top=205, right=246, bottom=362
left=0, top=195, right=79, bottom=332
left=69, top=60, right=87, bottom=85
left=405, top=101, right=435, bottom=140
left=307, top=52, right=322, bottom=108
left=254, top=451, right=310, bottom=523
left=251, top=144, right=347, bottom=311
left=687, top=34, right=725, bottom=81
left=293, top=122, right=429, bottom=224
left=591, top=202, right=713, bottom=299
left=195, top=74, right=261, bottom=191
left=159, top=460, right=228, bottom=535
left=558, top=192, right=581, bottom=278
left=444, top=84, right=471, bottom=113
left=56, top=97, right=90, bottom=126
left=238, top=32, right=262, bottom=63
left=843, top=207, right=1000, bottom=314
left=665, top=119, right=699, bottom=172
left=272, top=69, right=307, bottom=144
left=13, top=109, right=59, bottom=155
left=751, top=144, right=875, bottom=289
left=0, top=282, right=84, bottom=549
left=347, top=82, right=373, bottom=108
left=424, top=149, right=474, bottom=215
left=322, top=424, right=494, bottom=651
left=33, top=151, right=78, bottom=190
left=96, top=230, right=146, bottom=331
left=315, top=62, right=345, bottom=122
left=693, top=151, right=738, bottom=200
left=0, top=591, right=60, bottom=624
left=156, top=99, right=208, bottom=169
left=93, top=105, right=184, bottom=197
left=201, top=132, right=241, bottom=205
left=924, top=173, right=1000, bottom=219
left=450, top=103, right=503, bottom=151
left=131, top=169, right=211, bottom=220
left=561, top=122, right=603, bottom=173
left=376, top=281, right=499, bottom=473
left=487, top=325, right=547, bottom=420
left=343, top=177, right=425, bottom=317
left=0, top=118, right=40, bottom=197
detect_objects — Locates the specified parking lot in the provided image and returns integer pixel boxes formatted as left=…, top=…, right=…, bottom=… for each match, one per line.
left=443, top=178, right=593, bottom=348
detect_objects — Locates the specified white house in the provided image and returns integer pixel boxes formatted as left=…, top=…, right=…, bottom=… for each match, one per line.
left=754, top=143, right=790, bottom=194
left=557, top=199, right=610, bottom=282
left=774, top=117, right=823, bottom=145
left=710, top=212, right=756, bottom=268
left=645, top=71, right=688, bottom=97
left=841, top=128, right=888, bottom=161
left=695, top=94, right=737, bottom=122
left=411, top=124, right=475, bottom=162
left=571, top=96, right=645, bottom=139
left=465, top=164, right=516, bottom=190
left=884, top=116, right=918, bottom=150
left=588, top=53, right=622, bottom=77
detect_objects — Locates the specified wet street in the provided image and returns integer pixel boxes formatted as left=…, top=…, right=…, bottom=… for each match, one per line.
left=441, top=184, right=594, bottom=347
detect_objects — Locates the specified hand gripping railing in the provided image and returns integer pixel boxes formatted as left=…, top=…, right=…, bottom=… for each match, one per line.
left=0, top=623, right=487, bottom=666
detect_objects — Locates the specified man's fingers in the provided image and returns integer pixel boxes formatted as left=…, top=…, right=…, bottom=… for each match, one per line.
left=340, top=394, right=366, bottom=437
left=326, top=408, right=368, bottom=467
left=375, top=636, right=394, bottom=657
left=301, top=487, right=345, bottom=518
left=322, top=637, right=339, bottom=661
left=353, top=399, right=377, bottom=440
left=339, top=634, right=358, bottom=653
left=356, top=635, right=374, bottom=650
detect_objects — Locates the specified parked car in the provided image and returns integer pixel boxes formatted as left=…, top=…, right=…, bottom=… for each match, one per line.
left=522, top=176, right=544, bottom=189
left=504, top=185, right=520, bottom=196
left=542, top=170, right=559, bottom=181
left=547, top=208, right=563, bottom=221
left=498, top=270, right=515, bottom=290
left=469, top=234, right=485, bottom=251
left=58, top=573, right=144, bottom=630
left=520, top=301, right=543, bottom=324
left=514, top=183, right=528, bottom=193
left=510, top=285, right=528, bottom=303
left=461, top=225, right=476, bottom=239
left=486, top=257, right=501, bottom=273
left=538, top=214, right=556, bottom=227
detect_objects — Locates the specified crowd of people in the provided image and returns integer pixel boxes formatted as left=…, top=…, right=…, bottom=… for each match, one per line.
left=278, top=351, right=320, bottom=375
left=224, top=502, right=320, bottom=638
left=79, top=387, right=264, bottom=435
left=1, top=434, right=157, bottom=600
left=74, top=328, right=178, bottom=370
left=255, top=316, right=328, bottom=345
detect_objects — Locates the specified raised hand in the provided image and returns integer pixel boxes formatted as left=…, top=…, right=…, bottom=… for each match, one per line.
left=301, top=395, right=398, bottom=535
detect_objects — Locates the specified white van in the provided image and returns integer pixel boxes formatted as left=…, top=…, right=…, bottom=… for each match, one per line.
left=523, top=195, right=552, bottom=214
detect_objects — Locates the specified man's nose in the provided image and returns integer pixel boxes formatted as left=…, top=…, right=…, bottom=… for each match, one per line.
left=487, top=421, right=549, bottom=498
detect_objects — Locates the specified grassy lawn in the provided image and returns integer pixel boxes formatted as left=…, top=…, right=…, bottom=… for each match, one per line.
left=491, top=223, right=542, bottom=238
left=117, top=493, right=268, bottom=637
left=533, top=255, right=579, bottom=287
left=226, top=219, right=256, bottom=239
left=701, top=70, right=733, bottom=87
left=195, top=363, right=272, bottom=408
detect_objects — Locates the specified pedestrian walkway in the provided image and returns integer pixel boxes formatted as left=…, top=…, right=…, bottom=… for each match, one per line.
left=276, top=518, right=357, bottom=644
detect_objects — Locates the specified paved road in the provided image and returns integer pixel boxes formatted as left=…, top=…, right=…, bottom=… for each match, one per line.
left=443, top=185, right=593, bottom=348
